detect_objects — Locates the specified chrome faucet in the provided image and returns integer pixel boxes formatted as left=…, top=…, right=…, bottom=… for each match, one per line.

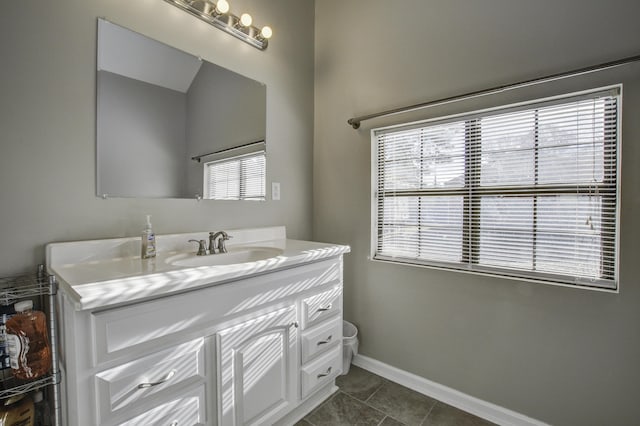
left=188, top=239, right=208, bottom=256
left=209, top=231, right=231, bottom=254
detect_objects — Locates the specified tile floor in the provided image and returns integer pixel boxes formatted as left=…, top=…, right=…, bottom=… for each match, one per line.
left=295, top=365, right=496, bottom=426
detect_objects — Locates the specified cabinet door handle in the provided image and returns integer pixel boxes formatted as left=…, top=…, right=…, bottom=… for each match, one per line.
left=317, top=335, right=333, bottom=346
left=290, top=321, right=299, bottom=329
left=137, top=369, right=176, bottom=389
left=317, top=366, right=332, bottom=379
left=316, top=304, right=332, bottom=312
left=170, top=422, right=178, bottom=426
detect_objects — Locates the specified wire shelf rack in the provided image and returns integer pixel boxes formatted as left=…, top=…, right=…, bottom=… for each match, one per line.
left=0, top=370, right=60, bottom=399
left=0, top=267, right=61, bottom=426
left=0, top=272, right=53, bottom=306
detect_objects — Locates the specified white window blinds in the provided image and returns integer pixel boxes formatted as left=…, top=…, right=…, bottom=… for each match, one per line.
left=205, top=150, right=266, bottom=200
left=373, top=87, right=620, bottom=290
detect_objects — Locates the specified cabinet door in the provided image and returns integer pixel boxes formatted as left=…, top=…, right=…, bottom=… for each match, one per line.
left=216, top=306, right=298, bottom=426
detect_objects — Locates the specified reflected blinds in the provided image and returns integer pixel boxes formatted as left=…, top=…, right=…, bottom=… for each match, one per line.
left=205, top=151, right=266, bottom=200
left=373, top=88, right=620, bottom=289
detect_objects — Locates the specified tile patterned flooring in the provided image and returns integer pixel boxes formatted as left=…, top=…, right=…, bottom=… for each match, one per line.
left=295, top=365, right=496, bottom=426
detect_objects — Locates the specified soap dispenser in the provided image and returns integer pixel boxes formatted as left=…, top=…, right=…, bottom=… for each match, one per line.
left=141, top=215, right=156, bottom=259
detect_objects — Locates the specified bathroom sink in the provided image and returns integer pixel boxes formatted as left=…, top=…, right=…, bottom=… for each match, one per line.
left=166, top=247, right=283, bottom=268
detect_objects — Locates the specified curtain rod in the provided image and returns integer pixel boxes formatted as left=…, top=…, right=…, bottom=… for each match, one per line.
left=191, top=139, right=265, bottom=162
left=347, top=54, right=640, bottom=129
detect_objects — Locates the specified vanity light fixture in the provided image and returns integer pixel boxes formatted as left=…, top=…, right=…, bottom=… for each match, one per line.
left=164, top=0, right=272, bottom=50
left=238, top=13, right=253, bottom=28
left=214, top=0, right=229, bottom=15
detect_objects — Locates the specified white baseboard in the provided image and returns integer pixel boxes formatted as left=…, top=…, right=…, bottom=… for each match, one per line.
left=352, top=354, right=548, bottom=426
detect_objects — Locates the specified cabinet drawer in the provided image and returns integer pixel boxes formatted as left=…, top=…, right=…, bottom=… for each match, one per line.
left=300, top=345, right=342, bottom=399
left=116, top=385, right=205, bottom=426
left=92, top=257, right=341, bottom=364
left=96, top=339, right=205, bottom=422
left=301, top=284, right=342, bottom=329
left=301, top=316, right=342, bottom=364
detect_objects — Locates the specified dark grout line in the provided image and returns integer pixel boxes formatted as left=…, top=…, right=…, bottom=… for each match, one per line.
left=338, top=391, right=390, bottom=424
left=363, top=380, right=386, bottom=404
left=315, top=368, right=493, bottom=426
left=302, top=390, right=340, bottom=424
left=346, top=384, right=410, bottom=425
left=419, top=399, right=438, bottom=426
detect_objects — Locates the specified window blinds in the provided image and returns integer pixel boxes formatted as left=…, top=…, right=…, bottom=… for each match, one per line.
left=205, top=151, right=266, bottom=200
left=373, top=87, right=620, bottom=289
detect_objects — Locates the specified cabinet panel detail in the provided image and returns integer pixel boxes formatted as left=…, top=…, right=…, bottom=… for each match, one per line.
left=217, top=306, right=298, bottom=426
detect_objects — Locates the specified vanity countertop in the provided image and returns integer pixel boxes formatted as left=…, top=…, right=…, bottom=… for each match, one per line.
left=46, top=227, right=349, bottom=311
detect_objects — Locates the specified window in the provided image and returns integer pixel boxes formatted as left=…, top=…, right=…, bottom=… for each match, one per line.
left=372, top=87, right=620, bottom=290
left=204, top=150, right=266, bottom=200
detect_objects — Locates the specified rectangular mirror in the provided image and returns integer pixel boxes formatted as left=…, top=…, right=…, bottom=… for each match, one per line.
left=96, top=19, right=267, bottom=200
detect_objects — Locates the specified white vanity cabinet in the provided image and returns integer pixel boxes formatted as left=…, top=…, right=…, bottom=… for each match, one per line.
left=49, top=230, right=349, bottom=426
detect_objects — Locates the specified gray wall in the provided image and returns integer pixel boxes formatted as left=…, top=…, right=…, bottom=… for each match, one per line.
left=97, top=71, right=187, bottom=198
left=186, top=61, right=266, bottom=195
left=0, top=0, right=315, bottom=275
left=314, top=1, right=640, bottom=425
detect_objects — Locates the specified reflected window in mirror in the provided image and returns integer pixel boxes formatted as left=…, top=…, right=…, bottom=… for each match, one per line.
left=204, top=150, right=266, bottom=201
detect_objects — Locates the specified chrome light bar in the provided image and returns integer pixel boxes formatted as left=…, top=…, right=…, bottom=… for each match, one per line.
left=164, top=0, right=272, bottom=50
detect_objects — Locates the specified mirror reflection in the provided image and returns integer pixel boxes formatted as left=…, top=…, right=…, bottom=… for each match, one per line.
left=96, top=19, right=267, bottom=199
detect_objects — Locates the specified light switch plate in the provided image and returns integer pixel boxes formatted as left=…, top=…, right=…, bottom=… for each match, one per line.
left=272, top=182, right=281, bottom=200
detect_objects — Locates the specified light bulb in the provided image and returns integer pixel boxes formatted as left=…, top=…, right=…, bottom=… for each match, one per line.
left=260, top=26, right=272, bottom=39
left=239, top=13, right=252, bottom=27
left=216, top=0, right=229, bottom=14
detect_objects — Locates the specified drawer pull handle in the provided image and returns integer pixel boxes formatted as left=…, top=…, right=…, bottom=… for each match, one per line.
left=137, top=369, right=177, bottom=389
left=170, top=422, right=178, bottom=426
left=316, top=304, right=332, bottom=312
left=317, top=335, right=333, bottom=346
left=317, top=366, right=332, bottom=379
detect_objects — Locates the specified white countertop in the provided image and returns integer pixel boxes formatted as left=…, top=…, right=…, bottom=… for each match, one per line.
left=46, top=227, right=350, bottom=311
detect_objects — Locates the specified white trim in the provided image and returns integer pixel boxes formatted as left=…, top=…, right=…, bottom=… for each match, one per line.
left=370, top=126, right=380, bottom=261
left=368, top=257, right=619, bottom=294
left=614, top=85, right=623, bottom=291
left=352, top=354, right=549, bottom=426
